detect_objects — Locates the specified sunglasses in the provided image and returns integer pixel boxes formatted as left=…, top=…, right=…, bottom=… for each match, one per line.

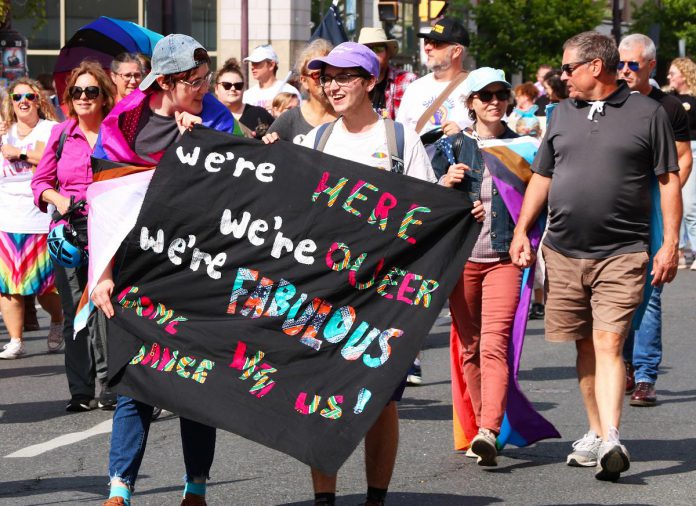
left=218, top=81, right=244, bottom=91
left=617, top=60, right=640, bottom=72
left=561, top=60, right=592, bottom=76
left=473, top=89, right=511, bottom=102
left=11, top=92, right=37, bottom=102
left=423, top=38, right=449, bottom=48
left=370, top=45, right=388, bottom=54
left=69, top=86, right=101, bottom=100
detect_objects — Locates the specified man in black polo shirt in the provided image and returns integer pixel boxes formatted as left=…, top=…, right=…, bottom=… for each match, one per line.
left=618, top=33, right=693, bottom=408
left=510, top=31, right=681, bottom=482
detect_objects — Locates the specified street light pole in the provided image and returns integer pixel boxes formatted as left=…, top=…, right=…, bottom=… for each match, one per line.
left=241, top=0, right=249, bottom=86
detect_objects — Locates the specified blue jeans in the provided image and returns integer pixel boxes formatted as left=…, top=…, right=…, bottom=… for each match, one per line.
left=109, top=395, right=216, bottom=488
left=679, top=141, right=696, bottom=250
left=623, top=285, right=662, bottom=384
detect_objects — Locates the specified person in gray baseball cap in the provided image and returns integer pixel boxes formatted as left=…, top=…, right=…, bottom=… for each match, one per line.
left=93, top=34, right=241, bottom=506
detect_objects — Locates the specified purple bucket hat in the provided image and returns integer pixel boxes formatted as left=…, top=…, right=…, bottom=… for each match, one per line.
left=307, top=42, right=379, bottom=78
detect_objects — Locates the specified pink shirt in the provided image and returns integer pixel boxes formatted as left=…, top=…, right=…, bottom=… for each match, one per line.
left=32, top=118, right=95, bottom=214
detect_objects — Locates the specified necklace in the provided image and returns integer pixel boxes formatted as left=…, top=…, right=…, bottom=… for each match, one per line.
left=472, top=121, right=503, bottom=140
left=16, top=120, right=39, bottom=139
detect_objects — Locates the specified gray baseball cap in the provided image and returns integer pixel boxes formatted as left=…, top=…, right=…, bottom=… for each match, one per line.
left=139, top=34, right=206, bottom=91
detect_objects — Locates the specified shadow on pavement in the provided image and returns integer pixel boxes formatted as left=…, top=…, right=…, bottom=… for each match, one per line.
left=0, top=399, right=71, bottom=423
left=281, top=492, right=502, bottom=505
left=0, top=475, right=103, bottom=499
left=518, top=366, right=577, bottom=381
left=398, top=398, right=452, bottom=421
left=0, top=364, right=65, bottom=380
left=653, top=388, right=696, bottom=405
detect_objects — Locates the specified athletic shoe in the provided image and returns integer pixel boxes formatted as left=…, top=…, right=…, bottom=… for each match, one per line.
left=66, top=396, right=96, bottom=412
left=406, top=363, right=422, bottom=386
left=595, top=440, right=630, bottom=481
left=566, top=431, right=602, bottom=467
left=529, top=302, right=545, bottom=320
left=471, top=428, right=498, bottom=466
left=98, top=381, right=117, bottom=410
left=0, top=340, right=26, bottom=359
left=152, top=406, right=163, bottom=420
left=181, top=493, right=207, bottom=506
left=677, top=251, right=687, bottom=269
left=630, top=382, right=657, bottom=406
left=625, top=361, right=636, bottom=395
left=465, top=446, right=477, bottom=458
left=47, top=322, right=64, bottom=352
left=102, top=498, right=127, bottom=506
left=691, top=259, right=696, bottom=271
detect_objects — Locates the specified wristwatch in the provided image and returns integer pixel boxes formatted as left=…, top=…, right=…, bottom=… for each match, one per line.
left=19, top=146, right=28, bottom=161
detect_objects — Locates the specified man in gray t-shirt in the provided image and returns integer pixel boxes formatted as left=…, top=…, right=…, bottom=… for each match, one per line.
left=510, top=32, right=681, bottom=483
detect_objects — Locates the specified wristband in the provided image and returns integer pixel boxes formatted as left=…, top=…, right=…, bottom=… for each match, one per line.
left=19, top=146, right=28, bottom=161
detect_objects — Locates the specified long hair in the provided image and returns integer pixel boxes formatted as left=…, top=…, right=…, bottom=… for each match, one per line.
left=3, top=77, right=57, bottom=124
left=63, top=60, right=116, bottom=119
left=670, top=57, right=696, bottom=95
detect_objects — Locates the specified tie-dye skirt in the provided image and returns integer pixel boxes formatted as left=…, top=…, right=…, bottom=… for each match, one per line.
left=0, top=232, right=57, bottom=296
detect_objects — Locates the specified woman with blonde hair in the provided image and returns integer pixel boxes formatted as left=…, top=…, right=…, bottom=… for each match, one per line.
left=668, top=57, right=696, bottom=269
left=0, top=77, right=64, bottom=360
left=265, top=38, right=337, bottom=144
left=32, top=60, right=116, bottom=409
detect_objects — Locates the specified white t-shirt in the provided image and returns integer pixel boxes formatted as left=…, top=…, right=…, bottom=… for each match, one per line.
left=301, top=117, right=436, bottom=183
left=396, top=73, right=474, bottom=135
left=0, top=119, right=57, bottom=233
left=243, top=81, right=302, bottom=111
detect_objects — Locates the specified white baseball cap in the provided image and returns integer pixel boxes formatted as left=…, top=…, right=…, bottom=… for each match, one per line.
left=243, top=44, right=279, bottom=64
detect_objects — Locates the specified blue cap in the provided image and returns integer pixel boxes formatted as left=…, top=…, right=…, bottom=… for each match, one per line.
left=307, top=42, right=380, bottom=79
left=140, top=34, right=206, bottom=91
left=463, top=67, right=511, bottom=98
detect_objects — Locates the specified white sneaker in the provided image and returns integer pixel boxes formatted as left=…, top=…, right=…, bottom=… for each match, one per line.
left=0, top=340, right=26, bottom=359
left=47, top=322, right=64, bottom=352
left=690, top=259, right=696, bottom=271
left=567, top=430, right=602, bottom=467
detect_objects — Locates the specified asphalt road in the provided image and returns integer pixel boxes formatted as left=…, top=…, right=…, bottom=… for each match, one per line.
left=1, top=271, right=695, bottom=506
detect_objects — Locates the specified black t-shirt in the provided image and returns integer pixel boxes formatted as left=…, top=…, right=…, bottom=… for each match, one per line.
left=533, top=83, right=679, bottom=258
left=372, top=77, right=388, bottom=112
left=134, top=107, right=180, bottom=163
left=239, top=104, right=274, bottom=135
left=534, top=95, right=550, bottom=116
left=648, top=87, right=690, bottom=142
left=672, top=93, right=696, bottom=140
left=266, top=106, right=313, bottom=144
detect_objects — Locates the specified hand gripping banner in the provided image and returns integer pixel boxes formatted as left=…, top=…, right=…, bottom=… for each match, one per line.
left=98, top=126, right=479, bottom=474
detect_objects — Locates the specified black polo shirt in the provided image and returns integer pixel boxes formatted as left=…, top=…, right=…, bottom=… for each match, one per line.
left=533, top=82, right=678, bottom=259
left=648, top=87, right=690, bottom=142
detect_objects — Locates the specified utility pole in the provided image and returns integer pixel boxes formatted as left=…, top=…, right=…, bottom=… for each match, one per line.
left=611, top=0, right=623, bottom=45
left=241, top=0, right=249, bottom=86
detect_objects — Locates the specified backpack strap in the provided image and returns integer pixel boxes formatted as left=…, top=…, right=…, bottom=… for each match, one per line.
left=313, top=120, right=337, bottom=152
left=55, top=128, right=69, bottom=161
left=384, top=118, right=405, bottom=174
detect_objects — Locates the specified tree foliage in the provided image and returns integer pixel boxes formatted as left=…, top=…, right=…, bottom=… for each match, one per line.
left=630, top=0, right=696, bottom=64
left=0, top=0, right=47, bottom=31
left=465, top=0, right=604, bottom=80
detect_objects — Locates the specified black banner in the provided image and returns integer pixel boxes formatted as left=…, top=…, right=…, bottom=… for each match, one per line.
left=107, top=126, right=479, bottom=474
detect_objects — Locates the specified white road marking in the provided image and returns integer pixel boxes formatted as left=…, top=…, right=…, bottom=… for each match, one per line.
left=4, top=419, right=113, bottom=458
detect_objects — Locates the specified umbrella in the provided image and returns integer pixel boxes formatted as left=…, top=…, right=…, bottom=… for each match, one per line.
left=53, top=16, right=163, bottom=104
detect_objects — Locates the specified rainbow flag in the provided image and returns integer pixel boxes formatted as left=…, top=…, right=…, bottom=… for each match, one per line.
left=439, top=134, right=560, bottom=451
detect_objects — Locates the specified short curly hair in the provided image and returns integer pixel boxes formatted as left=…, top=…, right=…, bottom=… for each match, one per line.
left=670, top=57, right=696, bottom=95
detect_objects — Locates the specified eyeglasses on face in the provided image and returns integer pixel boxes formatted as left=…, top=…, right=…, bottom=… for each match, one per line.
left=11, top=92, right=37, bottom=102
left=370, top=45, right=388, bottom=54
left=319, top=73, right=364, bottom=88
left=69, top=86, right=101, bottom=100
left=473, top=89, right=511, bottom=102
left=617, top=60, right=640, bottom=72
left=116, top=72, right=143, bottom=82
left=178, top=71, right=213, bottom=90
left=423, top=38, right=450, bottom=49
left=302, top=70, right=321, bottom=82
left=218, top=81, right=244, bottom=91
left=561, top=60, right=592, bottom=76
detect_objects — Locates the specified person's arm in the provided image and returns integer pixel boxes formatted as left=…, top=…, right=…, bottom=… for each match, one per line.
left=91, top=261, right=115, bottom=318
left=652, top=171, right=682, bottom=285
left=0, top=143, right=46, bottom=166
left=676, top=140, right=693, bottom=187
left=31, top=123, right=68, bottom=213
left=509, top=173, right=551, bottom=267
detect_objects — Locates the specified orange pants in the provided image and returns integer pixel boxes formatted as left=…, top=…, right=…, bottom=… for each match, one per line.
left=449, top=260, right=522, bottom=433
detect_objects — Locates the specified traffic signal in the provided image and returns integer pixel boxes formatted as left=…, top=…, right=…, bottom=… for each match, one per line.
left=378, top=1, right=399, bottom=23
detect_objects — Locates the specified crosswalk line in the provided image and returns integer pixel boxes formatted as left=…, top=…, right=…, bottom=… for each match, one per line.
left=5, top=419, right=113, bottom=458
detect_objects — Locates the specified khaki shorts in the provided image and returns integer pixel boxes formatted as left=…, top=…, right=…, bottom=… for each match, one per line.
left=542, top=245, right=649, bottom=342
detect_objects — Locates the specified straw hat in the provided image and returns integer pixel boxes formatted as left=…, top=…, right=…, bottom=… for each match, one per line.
left=358, top=27, right=399, bottom=57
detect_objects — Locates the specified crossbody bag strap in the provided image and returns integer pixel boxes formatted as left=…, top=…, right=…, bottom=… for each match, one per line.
left=414, top=72, right=468, bottom=134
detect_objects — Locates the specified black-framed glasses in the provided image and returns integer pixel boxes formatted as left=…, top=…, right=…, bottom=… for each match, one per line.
left=178, top=71, right=212, bottom=90
left=561, top=60, right=593, bottom=76
left=116, top=72, right=143, bottom=82
left=218, top=81, right=244, bottom=91
left=11, top=92, right=37, bottom=102
left=617, top=60, right=640, bottom=72
left=69, top=86, right=101, bottom=100
left=319, top=73, right=364, bottom=88
left=473, top=89, right=511, bottom=103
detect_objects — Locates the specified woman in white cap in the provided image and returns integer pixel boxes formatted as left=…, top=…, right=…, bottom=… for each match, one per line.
left=92, top=34, right=242, bottom=506
left=434, top=67, right=542, bottom=467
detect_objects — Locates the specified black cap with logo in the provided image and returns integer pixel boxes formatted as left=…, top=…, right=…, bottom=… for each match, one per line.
left=417, top=18, right=470, bottom=47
